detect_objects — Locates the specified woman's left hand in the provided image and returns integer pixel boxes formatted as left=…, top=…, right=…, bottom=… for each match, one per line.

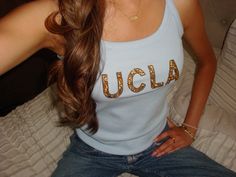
left=151, top=119, right=195, bottom=157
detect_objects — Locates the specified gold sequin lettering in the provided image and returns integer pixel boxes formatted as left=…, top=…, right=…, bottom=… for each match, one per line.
left=102, top=72, right=123, bottom=98
left=165, top=59, right=179, bottom=85
left=127, top=68, right=146, bottom=93
left=148, top=65, right=164, bottom=88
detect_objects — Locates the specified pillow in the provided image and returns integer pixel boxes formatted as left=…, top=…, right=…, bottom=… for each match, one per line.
left=208, top=19, right=236, bottom=114
left=0, top=86, right=73, bottom=177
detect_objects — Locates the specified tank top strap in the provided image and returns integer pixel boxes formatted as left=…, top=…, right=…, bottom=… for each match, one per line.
left=166, top=0, right=184, bottom=36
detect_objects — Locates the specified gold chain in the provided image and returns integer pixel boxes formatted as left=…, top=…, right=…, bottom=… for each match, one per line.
left=112, top=0, right=141, bottom=21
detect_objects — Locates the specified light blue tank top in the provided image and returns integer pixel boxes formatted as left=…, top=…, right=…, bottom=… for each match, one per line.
left=76, top=0, right=184, bottom=155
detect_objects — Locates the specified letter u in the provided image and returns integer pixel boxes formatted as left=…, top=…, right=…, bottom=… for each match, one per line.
left=102, top=72, right=123, bottom=98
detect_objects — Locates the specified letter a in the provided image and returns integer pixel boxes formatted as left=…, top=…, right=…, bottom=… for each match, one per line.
left=165, top=59, right=179, bottom=85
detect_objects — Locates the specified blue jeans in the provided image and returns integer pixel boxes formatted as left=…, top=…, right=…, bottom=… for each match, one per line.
left=52, top=126, right=236, bottom=177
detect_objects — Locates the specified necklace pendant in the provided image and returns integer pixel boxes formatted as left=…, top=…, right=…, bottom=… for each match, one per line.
left=130, top=15, right=139, bottom=21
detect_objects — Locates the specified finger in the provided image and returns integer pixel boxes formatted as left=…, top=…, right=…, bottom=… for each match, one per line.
left=154, top=130, right=173, bottom=142
left=151, top=138, right=176, bottom=157
left=155, top=140, right=193, bottom=157
left=156, top=145, right=177, bottom=157
left=164, top=146, right=183, bottom=156
left=153, top=141, right=185, bottom=157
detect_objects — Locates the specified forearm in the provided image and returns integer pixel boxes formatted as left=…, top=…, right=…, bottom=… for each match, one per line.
left=183, top=59, right=217, bottom=133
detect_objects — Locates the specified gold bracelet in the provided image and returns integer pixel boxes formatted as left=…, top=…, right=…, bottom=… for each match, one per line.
left=182, top=122, right=198, bottom=130
left=180, top=125, right=196, bottom=141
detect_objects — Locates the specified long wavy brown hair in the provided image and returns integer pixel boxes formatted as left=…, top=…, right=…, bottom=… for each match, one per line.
left=45, top=0, right=106, bottom=133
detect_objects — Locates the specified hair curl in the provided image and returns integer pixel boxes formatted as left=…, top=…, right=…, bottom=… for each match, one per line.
left=45, top=0, right=106, bottom=133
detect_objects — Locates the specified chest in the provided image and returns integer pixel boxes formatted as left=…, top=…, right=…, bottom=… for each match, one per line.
left=92, top=27, right=184, bottom=101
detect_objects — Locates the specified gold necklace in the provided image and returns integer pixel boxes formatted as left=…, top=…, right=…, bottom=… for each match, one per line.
left=112, top=0, right=141, bottom=21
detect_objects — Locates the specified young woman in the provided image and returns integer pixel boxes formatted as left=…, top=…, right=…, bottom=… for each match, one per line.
left=0, top=0, right=235, bottom=176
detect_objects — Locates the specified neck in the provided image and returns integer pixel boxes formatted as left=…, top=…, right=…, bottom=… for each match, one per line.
left=112, top=0, right=141, bottom=12
left=110, top=0, right=142, bottom=21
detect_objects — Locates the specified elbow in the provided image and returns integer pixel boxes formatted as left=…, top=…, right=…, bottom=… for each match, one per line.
left=197, top=56, right=217, bottom=76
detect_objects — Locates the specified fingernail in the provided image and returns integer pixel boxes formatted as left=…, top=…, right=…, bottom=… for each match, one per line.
left=151, top=151, right=157, bottom=157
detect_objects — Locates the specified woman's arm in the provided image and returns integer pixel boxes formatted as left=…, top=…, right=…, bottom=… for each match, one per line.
left=152, top=0, right=217, bottom=157
left=180, top=0, right=217, bottom=133
left=0, top=0, right=59, bottom=75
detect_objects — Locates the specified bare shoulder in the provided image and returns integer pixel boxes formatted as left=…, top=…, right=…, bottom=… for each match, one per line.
left=0, top=0, right=63, bottom=51
left=11, top=0, right=58, bottom=16
left=0, top=0, right=59, bottom=35
left=0, top=0, right=60, bottom=74
left=1, top=0, right=59, bottom=20
left=173, top=0, right=203, bottom=30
